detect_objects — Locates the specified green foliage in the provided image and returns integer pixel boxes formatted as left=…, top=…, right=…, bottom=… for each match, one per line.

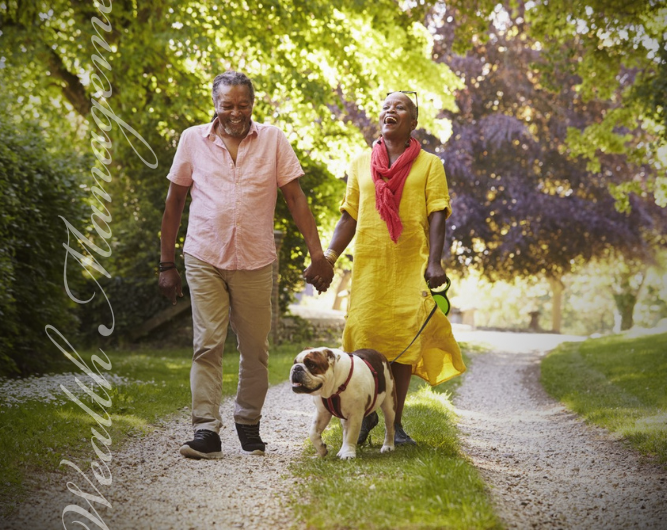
left=541, top=332, right=667, bottom=463
left=0, top=104, right=90, bottom=375
left=565, top=107, right=635, bottom=174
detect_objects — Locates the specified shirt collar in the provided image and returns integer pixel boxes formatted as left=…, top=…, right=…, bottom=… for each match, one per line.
left=203, top=117, right=258, bottom=139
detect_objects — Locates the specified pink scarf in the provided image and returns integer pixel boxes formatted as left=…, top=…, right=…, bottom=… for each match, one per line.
left=370, top=137, right=421, bottom=243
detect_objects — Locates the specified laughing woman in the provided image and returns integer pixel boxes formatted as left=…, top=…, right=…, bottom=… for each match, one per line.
left=311, top=91, right=466, bottom=445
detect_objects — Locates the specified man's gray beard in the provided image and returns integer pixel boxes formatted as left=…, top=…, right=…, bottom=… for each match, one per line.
left=222, top=120, right=250, bottom=138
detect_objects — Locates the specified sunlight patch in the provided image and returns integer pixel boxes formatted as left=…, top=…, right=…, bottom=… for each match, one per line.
left=0, top=373, right=147, bottom=408
left=408, top=385, right=455, bottom=415
left=635, top=413, right=667, bottom=433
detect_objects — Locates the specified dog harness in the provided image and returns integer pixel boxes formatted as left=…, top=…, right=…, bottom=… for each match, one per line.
left=321, top=354, right=379, bottom=420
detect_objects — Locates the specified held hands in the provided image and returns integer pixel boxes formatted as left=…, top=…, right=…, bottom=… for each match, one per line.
left=425, top=262, right=448, bottom=290
left=304, top=255, right=334, bottom=294
left=159, top=268, right=184, bottom=305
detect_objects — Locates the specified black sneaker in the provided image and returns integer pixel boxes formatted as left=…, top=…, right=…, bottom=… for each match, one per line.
left=235, top=422, right=266, bottom=455
left=394, top=423, right=416, bottom=446
left=180, top=429, right=223, bottom=459
left=357, top=411, right=379, bottom=445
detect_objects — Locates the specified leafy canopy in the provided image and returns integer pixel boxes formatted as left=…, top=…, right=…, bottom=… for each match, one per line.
left=0, top=0, right=462, bottom=340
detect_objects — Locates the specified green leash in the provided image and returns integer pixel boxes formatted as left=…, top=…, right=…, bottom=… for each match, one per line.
left=389, top=276, right=451, bottom=365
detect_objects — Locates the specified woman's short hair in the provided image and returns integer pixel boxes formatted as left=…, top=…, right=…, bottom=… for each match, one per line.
left=212, top=71, right=255, bottom=103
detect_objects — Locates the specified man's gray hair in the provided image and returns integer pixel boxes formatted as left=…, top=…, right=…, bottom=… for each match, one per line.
left=212, top=71, right=255, bottom=102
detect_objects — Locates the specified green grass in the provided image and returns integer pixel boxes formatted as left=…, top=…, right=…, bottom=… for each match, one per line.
left=1, top=339, right=500, bottom=529
left=0, top=339, right=320, bottom=516
left=289, top=344, right=501, bottom=530
left=541, top=331, right=667, bottom=464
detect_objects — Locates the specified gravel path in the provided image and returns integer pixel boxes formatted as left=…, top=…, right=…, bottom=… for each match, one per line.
left=453, top=331, right=667, bottom=529
left=4, top=330, right=666, bottom=529
left=2, top=382, right=313, bottom=530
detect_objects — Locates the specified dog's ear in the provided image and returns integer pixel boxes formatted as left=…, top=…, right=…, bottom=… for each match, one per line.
left=324, top=349, right=336, bottom=365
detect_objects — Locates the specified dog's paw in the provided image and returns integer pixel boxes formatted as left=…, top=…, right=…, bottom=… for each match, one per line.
left=316, top=444, right=328, bottom=457
left=381, top=444, right=395, bottom=454
left=337, top=448, right=357, bottom=460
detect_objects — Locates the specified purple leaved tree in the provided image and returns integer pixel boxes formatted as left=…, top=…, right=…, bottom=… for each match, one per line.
left=421, top=3, right=667, bottom=331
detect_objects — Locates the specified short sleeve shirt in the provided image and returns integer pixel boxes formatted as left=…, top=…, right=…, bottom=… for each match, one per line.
left=167, top=120, right=304, bottom=270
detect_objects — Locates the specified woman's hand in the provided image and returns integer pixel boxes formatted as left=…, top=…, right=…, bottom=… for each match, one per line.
left=304, top=211, right=357, bottom=294
left=425, top=262, right=448, bottom=290
left=304, top=256, right=334, bottom=293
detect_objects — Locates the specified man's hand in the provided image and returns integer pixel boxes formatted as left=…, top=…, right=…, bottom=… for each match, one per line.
left=425, top=262, right=448, bottom=290
left=304, top=256, right=334, bottom=293
left=159, top=269, right=184, bottom=305
left=159, top=182, right=188, bottom=304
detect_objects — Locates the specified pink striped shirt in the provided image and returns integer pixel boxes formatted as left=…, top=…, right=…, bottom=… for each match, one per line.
left=167, top=119, right=303, bottom=270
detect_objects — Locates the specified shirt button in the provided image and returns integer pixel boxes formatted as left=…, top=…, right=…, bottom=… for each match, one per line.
left=422, top=291, right=428, bottom=297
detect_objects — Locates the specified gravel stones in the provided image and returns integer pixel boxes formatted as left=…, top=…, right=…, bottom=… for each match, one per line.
left=0, top=373, right=142, bottom=408
left=2, top=382, right=313, bottom=529
left=454, top=337, right=667, bottom=529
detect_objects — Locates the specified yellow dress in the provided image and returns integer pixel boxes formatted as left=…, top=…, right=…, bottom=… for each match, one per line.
left=341, top=150, right=466, bottom=386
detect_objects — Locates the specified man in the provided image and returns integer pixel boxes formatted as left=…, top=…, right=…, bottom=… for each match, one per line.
left=159, top=71, right=333, bottom=458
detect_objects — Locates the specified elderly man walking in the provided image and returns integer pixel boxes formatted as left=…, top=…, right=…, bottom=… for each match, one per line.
left=159, top=71, right=333, bottom=458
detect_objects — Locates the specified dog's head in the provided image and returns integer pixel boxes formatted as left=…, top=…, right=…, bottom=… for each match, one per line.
left=290, top=347, right=338, bottom=394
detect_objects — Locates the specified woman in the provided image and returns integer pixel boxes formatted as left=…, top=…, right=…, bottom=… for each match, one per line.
left=311, top=91, right=466, bottom=445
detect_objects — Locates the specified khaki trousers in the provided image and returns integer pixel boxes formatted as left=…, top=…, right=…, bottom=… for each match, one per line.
left=184, top=253, right=273, bottom=433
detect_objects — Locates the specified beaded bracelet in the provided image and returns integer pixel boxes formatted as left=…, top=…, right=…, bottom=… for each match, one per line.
left=158, top=261, right=177, bottom=273
left=324, top=248, right=339, bottom=267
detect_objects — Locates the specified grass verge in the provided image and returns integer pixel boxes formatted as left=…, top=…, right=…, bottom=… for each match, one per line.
left=0, top=339, right=320, bottom=516
left=289, top=344, right=501, bottom=530
left=541, top=331, right=667, bottom=464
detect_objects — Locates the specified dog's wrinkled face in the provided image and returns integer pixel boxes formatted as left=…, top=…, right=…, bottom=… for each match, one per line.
left=290, top=347, right=336, bottom=394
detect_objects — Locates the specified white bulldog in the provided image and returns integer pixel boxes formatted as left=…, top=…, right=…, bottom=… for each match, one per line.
left=290, top=347, right=396, bottom=459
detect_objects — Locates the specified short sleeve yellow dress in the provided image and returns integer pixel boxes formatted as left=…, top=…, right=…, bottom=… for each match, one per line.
left=340, top=149, right=466, bottom=386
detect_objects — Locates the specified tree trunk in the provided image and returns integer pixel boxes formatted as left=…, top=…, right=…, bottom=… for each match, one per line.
left=611, top=265, right=646, bottom=332
left=528, top=311, right=542, bottom=332
left=548, top=276, right=564, bottom=333
left=47, top=49, right=91, bottom=116
left=613, top=292, right=637, bottom=331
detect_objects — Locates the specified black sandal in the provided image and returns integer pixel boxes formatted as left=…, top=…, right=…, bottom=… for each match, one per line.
left=357, top=411, right=379, bottom=445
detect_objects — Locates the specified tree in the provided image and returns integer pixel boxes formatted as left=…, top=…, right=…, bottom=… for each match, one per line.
left=434, top=0, right=667, bottom=207
left=423, top=1, right=667, bottom=331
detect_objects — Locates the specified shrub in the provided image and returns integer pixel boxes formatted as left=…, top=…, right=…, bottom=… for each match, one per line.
left=0, top=111, right=89, bottom=375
